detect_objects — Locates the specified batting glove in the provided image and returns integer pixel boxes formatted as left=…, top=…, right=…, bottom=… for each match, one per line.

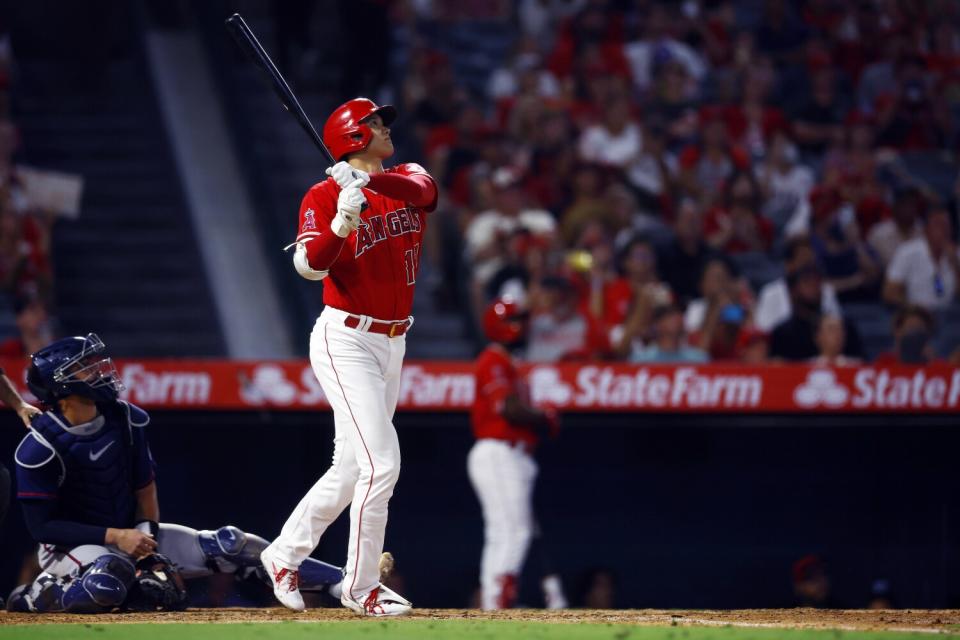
left=331, top=178, right=366, bottom=237
left=326, top=161, right=369, bottom=189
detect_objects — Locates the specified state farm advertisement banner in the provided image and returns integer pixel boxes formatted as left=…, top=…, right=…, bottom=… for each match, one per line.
left=2, top=358, right=959, bottom=413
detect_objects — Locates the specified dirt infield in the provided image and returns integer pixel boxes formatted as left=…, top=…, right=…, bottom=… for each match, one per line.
left=2, top=608, right=959, bottom=633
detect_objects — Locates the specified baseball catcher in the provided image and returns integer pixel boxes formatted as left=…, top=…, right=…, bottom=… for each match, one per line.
left=7, top=334, right=349, bottom=613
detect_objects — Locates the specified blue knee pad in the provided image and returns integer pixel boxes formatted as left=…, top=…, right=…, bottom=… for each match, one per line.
left=62, top=554, right=136, bottom=614
left=197, top=526, right=341, bottom=591
left=198, top=525, right=258, bottom=572
left=198, top=525, right=247, bottom=557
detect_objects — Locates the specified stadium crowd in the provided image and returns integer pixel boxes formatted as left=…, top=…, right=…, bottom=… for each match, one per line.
left=0, top=30, right=55, bottom=359
left=386, top=0, right=960, bottom=365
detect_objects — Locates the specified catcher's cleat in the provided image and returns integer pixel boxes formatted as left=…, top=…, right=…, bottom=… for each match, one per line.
left=341, top=583, right=411, bottom=617
left=260, top=546, right=305, bottom=611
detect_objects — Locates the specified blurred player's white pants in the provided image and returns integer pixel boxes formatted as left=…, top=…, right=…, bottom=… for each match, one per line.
left=270, top=306, right=405, bottom=601
left=467, top=438, right=538, bottom=609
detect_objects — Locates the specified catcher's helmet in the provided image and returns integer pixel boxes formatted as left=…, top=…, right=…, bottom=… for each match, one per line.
left=482, top=299, right=528, bottom=345
left=323, top=97, right=397, bottom=161
left=27, top=333, right=125, bottom=404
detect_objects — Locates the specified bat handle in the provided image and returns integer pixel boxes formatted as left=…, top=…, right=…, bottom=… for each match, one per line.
left=349, top=169, right=368, bottom=211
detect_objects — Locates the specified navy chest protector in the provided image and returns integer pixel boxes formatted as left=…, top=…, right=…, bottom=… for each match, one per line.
left=29, top=403, right=138, bottom=528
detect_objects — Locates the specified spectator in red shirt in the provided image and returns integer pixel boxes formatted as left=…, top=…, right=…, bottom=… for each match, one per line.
left=567, top=225, right=628, bottom=329
left=526, top=275, right=608, bottom=363
left=425, top=103, right=487, bottom=188
left=801, top=0, right=845, bottom=35
left=405, top=49, right=463, bottom=155
left=737, top=327, right=770, bottom=364
left=0, top=294, right=53, bottom=359
left=0, top=204, right=50, bottom=299
left=607, top=234, right=672, bottom=359
left=678, top=108, right=749, bottom=205
left=547, top=5, right=629, bottom=82
left=705, top=170, right=773, bottom=254
left=684, top=257, right=754, bottom=361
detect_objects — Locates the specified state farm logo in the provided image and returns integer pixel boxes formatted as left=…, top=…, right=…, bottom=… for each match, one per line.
left=526, top=366, right=763, bottom=409
left=528, top=367, right=573, bottom=405
left=791, top=368, right=960, bottom=410
left=240, top=364, right=299, bottom=405
left=120, top=363, right=211, bottom=404
left=398, top=365, right=473, bottom=406
left=239, top=364, right=327, bottom=407
left=573, top=366, right=762, bottom=408
left=793, top=369, right=849, bottom=408
left=851, top=368, right=960, bottom=409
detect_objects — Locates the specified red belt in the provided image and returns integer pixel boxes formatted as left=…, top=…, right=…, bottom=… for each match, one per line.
left=343, top=315, right=411, bottom=337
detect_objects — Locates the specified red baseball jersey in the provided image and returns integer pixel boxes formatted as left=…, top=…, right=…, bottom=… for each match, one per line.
left=296, top=163, right=437, bottom=320
left=471, top=345, right=538, bottom=448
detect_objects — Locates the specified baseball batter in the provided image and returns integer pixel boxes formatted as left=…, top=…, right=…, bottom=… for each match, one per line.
left=260, top=98, right=437, bottom=616
left=468, top=299, right=566, bottom=609
left=0, top=365, right=41, bottom=427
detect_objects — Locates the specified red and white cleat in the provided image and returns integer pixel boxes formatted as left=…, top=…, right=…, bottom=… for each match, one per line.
left=260, top=546, right=305, bottom=611
left=341, top=584, right=412, bottom=617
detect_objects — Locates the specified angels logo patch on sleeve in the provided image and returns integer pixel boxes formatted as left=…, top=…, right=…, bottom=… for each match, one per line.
left=301, top=208, right=317, bottom=232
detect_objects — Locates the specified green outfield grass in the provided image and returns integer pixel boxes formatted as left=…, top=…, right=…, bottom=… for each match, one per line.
left=0, top=621, right=954, bottom=640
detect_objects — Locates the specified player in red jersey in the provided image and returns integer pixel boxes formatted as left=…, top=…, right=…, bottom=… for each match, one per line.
left=468, top=299, right=567, bottom=610
left=260, top=98, right=437, bottom=617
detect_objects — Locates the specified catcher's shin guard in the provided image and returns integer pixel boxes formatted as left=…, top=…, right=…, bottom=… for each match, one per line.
left=198, top=525, right=266, bottom=572
left=62, top=554, right=136, bottom=613
left=298, top=558, right=345, bottom=591
left=199, top=525, right=342, bottom=590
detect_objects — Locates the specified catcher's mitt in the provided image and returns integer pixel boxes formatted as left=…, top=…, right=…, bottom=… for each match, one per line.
left=124, top=553, right=188, bottom=611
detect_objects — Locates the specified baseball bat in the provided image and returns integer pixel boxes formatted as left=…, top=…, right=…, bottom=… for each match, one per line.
left=224, top=13, right=335, bottom=165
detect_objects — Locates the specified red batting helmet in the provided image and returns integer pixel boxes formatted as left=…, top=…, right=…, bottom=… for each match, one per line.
left=482, top=298, right=528, bottom=344
left=323, top=97, right=397, bottom=161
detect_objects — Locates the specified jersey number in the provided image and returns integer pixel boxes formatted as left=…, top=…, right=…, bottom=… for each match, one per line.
left=403, top=243, right=420, bottom=286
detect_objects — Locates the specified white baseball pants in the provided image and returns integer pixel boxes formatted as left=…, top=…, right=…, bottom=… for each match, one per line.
left=269, top=306, right=405, bottom=601
left=467, top=438, right=538, bottom=609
